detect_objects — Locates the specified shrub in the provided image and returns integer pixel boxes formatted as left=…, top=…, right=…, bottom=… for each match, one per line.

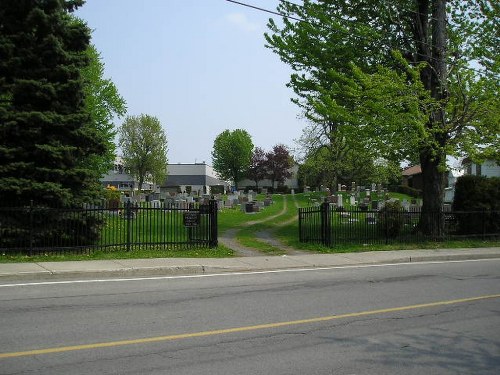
left=210, top=185, right=225, bottom=195
left=453, top=175, right=500, bottom=235
left=389, top=185, right=422, bottom=198
left=378, top=200, right=405, bottom=238
left=275, top=185, right=291, bottom=194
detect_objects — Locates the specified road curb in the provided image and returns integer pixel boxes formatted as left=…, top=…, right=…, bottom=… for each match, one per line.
left=0, top=251, right=499, bottom=282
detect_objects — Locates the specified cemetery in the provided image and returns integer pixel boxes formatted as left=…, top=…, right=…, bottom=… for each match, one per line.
left=298, top=181, right=499, bottom=247
left=0, top=177, right=498, bottom=257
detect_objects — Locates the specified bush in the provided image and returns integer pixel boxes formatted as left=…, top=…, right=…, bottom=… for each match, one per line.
left=452, top=175, right=500, bottom=235
left=389, top=185, right=422, bottom=198
left=378, top=200, right=405, bottom=238
left=275, top=185, right=291, bottom=194
left=210, top=185, right=225, bottom=195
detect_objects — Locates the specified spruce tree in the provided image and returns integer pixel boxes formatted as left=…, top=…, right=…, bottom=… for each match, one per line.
left=0, top=0, right=105, bottom=208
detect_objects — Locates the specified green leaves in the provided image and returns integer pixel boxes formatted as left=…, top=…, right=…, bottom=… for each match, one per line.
left=118, top=114, right=168, bottom=188
left=212, top=129, right=253, bottom=188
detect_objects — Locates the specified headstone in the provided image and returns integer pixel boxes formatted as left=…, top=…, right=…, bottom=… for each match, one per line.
left=337, top=194, right=343, bottom=207
left=291, top=189, right=295, bottom=195
left=402, top=199, right=410, bottom=211
left=151, top=200, right=161, bottom=208
left=365, top=189, right=371, bottom=197
left=366, top=212, right=377, bottom=224
left=350, top=195, right=356, bottom=206
left=372, top=183, right=377, bottom=192
left=338, top=184, right=342, bottom=192
left=351, top=182, right=356, bottom=192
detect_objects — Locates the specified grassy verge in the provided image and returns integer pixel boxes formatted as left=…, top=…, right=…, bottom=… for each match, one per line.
left=0, top=244, right=234, bottom=263
left=275, top=221, right=499, bottom=253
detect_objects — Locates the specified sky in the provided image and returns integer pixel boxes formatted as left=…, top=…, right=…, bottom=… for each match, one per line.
left=75, top=0, right=304, bottom=165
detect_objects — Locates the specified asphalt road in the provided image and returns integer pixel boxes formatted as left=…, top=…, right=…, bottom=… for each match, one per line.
left=1, top=259, right=499, bottom=374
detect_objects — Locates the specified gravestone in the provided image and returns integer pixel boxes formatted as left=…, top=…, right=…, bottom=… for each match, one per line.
left=350, top=195, right=356, bottom=206
left=366, top=212, right=377, bottom=224
left=337, top=194, right=343, bottom=207
left=402, top=199, right=410, bottom=211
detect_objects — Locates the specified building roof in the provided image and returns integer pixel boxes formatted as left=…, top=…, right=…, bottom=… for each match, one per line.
left=100, top=172, right=136, bottom=183
left=402, top=165, right=422, bottom=176
left=163, top=175, right=229, bottom=187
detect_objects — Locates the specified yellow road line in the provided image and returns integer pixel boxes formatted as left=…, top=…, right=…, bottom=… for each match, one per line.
left=1, top=293, right=499, bottom=359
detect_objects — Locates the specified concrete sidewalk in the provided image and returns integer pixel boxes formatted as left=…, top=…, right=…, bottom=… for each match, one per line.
left=1, top=247, right=499, bottom=281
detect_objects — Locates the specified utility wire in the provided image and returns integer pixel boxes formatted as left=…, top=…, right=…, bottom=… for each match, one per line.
left=224, top=0, right=304, bottom=22
left=224, top=0, right=497, bottom=78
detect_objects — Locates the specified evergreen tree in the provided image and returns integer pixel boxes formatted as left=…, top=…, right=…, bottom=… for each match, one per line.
left=0, top=0, right=105, bottom=208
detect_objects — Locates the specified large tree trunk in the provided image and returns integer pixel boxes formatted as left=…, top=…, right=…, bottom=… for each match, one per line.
left=414, top=0, right=448, bottom=236
left=419, top=149, right=446, bottom=236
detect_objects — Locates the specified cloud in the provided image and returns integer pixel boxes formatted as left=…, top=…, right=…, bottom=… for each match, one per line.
left=226, top=13, right=261, bottom=32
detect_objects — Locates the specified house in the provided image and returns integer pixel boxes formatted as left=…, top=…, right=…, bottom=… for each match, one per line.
left=161, top=163, right=230, bottom=195
left=462, top=158, right=500, bottom=178
left=238, top=164, right=300, bottom=191
left=401, top=165, right=423, bottom=190
left=401, top=164, right=465, bottom=202
left=443, top=159, right=499, bottom=203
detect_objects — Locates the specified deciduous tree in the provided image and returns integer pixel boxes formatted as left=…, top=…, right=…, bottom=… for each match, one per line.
left=246, top=147, right=267, bottom=189
left=81, top=44, right=127, bottom=176
left=265, top=144, right=293, bottom=189
left=266, top=0, right=499, bottom=234
left=212, top=129, right=253, bottom=190
left=118, top=114, right=168, bottom=191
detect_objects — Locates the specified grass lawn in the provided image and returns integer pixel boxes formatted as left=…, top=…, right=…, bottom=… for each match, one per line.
left=1, top=191, right=497, bottom=262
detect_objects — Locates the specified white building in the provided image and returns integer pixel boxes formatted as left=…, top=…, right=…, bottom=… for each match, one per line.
left=463, top=158, right=500, bottom=178
left=161, top=163, right=230, bottom=195
left=238, top=164, right=300, bottom=191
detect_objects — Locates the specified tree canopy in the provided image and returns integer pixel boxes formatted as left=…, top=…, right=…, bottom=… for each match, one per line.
left=0, top=0, right=108, bottom=207
left=118, top=114, right=168, bottom=191
left=265, top=144, right=293, bottom=189
left=246, top=147, right=267, bottom=189
left=211, top=129, right=254, bottom=190
left=266, top=0, right=499, bottom=234
left=81, top=43, right=127, bottom=177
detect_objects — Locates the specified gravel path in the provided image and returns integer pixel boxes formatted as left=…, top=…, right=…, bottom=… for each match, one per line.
left=219, top=195, right=309, bottom=256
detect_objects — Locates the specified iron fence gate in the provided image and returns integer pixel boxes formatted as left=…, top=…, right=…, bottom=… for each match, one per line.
left=299, top=202, right=499, bottom=246
left=0, top=200, right=218, bottom=255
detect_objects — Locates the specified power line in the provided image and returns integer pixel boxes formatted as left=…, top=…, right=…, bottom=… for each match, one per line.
left=224, top=0, right=304, bottom=22
left=224, top=0, right=498, bottom=78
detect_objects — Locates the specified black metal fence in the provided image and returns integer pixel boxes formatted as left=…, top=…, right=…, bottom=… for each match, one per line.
left=299, top=202, right=500, bottom=246
left=0, top=200, right=218, bottom=255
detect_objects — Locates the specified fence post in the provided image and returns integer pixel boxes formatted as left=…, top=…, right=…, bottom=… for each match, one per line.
left=298, top=208, right=303, bottom=242
left=321, top=201, right=331, bottom=246
left=29, top=200, right=34, bottom=256
left=209, top=199, right=218, bottom=248
left=125, top=200, right=131, bottom=252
